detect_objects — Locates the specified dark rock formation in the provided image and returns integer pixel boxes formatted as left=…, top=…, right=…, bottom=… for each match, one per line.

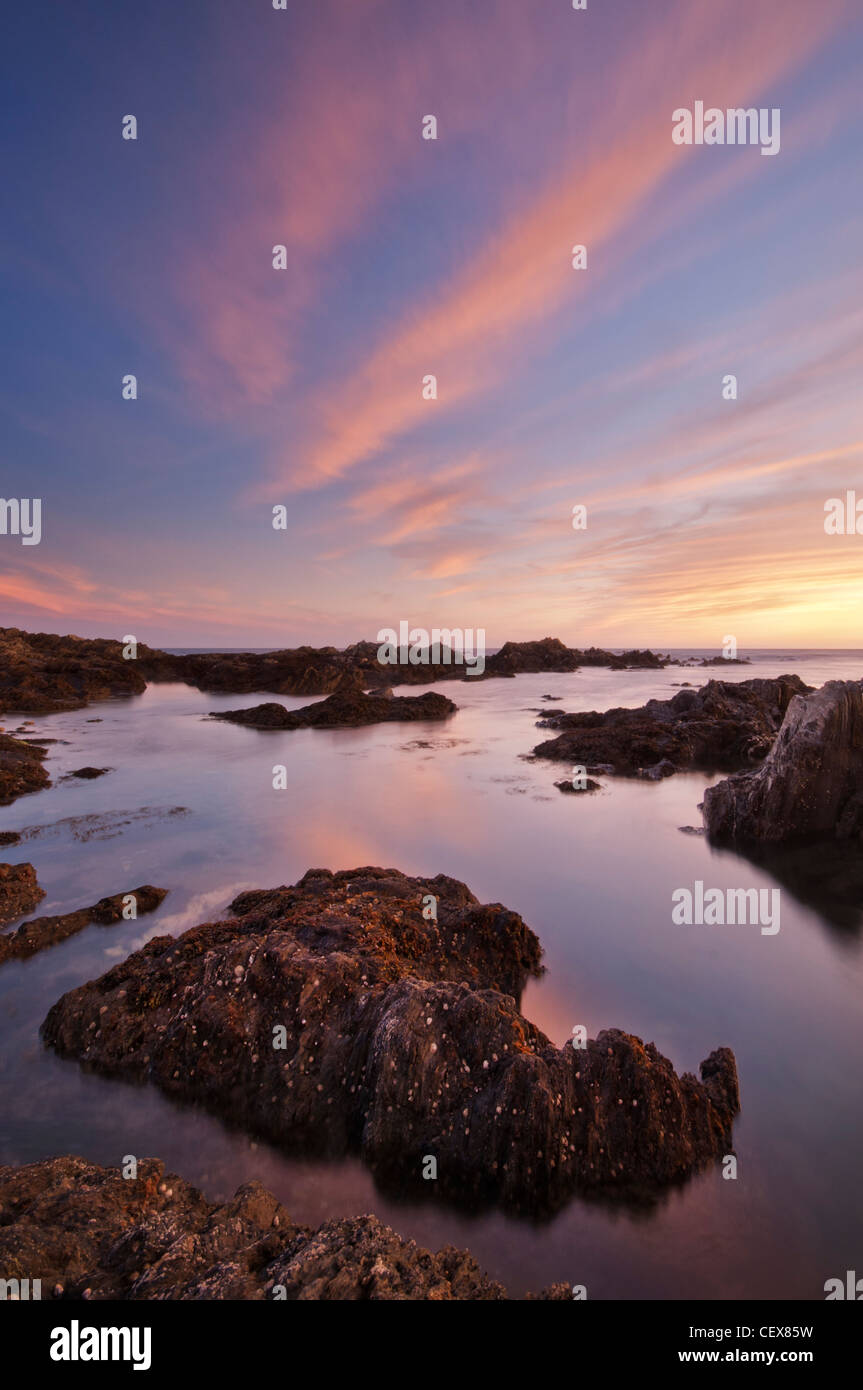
left=0, top=628, right=151, bottom=714
left=0, top=1156, right=569, bottom=1300
left=212, top=690, right=457, bottom=730
left=42, top=867, right=738, bottom=1215
left=533, top=676, right=809, bottom=777
left=0, top=628, right=671, bottom=711
left=703, top=680, right=863, bottom=844
left=62, top=766, right=113, bottom=781
left=0, top=862, right=45, bottom=925
left=0, top=886, right=167, bottom=965
left=555, top=779, right=601, bottom=794
left=0, top=732, right=50, bottom=805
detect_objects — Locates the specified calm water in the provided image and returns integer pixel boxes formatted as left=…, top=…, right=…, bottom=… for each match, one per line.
left=1, top=650, right=861, bottom=1299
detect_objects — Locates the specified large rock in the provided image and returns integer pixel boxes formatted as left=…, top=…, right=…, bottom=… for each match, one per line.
left=0, top=885, right=167, bottom=966
left=0, top=629, right=151, bottom=714
left=0, top=1156, right=569, bottom=1299
left=42, top=867, right=738, bottom=1215
left=703, top=679, right=863, bottom=843
left=0, top=732, right=51, bottom=805
left=533, top=676, right=808, bottom=776
left=211, top=690, right=457, bottom=729
left=0, top=862, right=45, bottom=925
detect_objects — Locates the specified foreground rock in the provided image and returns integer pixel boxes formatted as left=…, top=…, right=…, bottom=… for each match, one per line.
left=0, top=1156, right=568, bottom=1299
left=212, top=690, right=457, bottom=730
left=42, top=867, right=738, bottom=1215
left=533, top=676, right=808, bottom=777
left=0, top=886, right=167, bottom=965
left=0, top=732, right=51, bottom=805
left=703, top=680, right=863, bottom=844
left=0, top=862, right=45, bottom=925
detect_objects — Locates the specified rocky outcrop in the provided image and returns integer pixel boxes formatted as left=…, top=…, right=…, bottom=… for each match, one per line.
left=42, top=867, right=738, bottom=1215
left=0, top=862, right=45, bottom=925
left=212, top=690, right=457, bottom=730
left=0, top=1156, right=569, bottom=1299
left=0, top=629, right=151, bottom=714
left=0, top=886, right=167, bottom=965
left=0, top=732, right=50, bottom=805
left=0, top=628, right=671, bottom=711
left=533, top=676, right=808, bottom=776
left=703, top=680, right=863, bottom=844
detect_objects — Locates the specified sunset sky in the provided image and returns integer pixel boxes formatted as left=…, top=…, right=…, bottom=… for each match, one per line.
left=2, top=0, right=862, bottom=648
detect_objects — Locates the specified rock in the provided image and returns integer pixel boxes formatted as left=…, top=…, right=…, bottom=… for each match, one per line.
left=554, top=779, right=601, bottom=794
left=533, top=676, right=808, bottom=776
left=637, top=759, right=677, bottom=781
left=42, top=867, right=738, bottom=1215
left=212, top=690, right=457, bottom=729
left=0, top=862, right=45, bottom=925
left=0, top=733, right=51, bottom=806
left=0, top=886, right=167, bottom=966
left=0, top=629, right=151, bottom=714
left=703, top=680, right=863, bottom=844
left=62, top=766, right=113, bottom=781
left=0, top=627, right=671, bottom=709
left=0, top=832, right=21, bottom=846
left=0, top=1156, right=569, bottom=1300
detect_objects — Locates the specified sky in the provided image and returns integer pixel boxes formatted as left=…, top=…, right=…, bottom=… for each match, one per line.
left=1, top=0, right=862, bottom=649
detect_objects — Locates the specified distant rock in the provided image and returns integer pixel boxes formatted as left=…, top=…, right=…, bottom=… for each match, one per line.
left=0, top=1156, right=570, bottom=1300
left=703, top=680, right=863, bottom=844
left=62, top=766, right=113, bottom=781
left=212, top=690, right=457, bottom=729
left=0, top=862, right=45, bottom=925
left=554, top=778, right=601, bottom=794
left=42, top=866, right=739, bottom=1215
left=533, top=676, right=808, bottom=777
left=0, top=885, right=167, bottom=965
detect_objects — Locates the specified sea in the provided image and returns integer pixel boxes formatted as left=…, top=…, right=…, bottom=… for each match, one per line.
left=1, top=648, right=861, bottom=1298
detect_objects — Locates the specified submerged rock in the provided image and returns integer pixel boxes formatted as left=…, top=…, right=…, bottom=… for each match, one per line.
left=0, top=862, right=45, bottom=925
left=703, top=679, right=863, bottom=844
left=0, top=1156, right=569, bottom=1300
left=62, top=766, right=114, bottom=781
left=212, top=690, right=457, bottom=729
left=0, top=885, right=167, bottom=965
left=0, top=733, right=51, bottom=806
left=533, top=676, right=808, bottom=776
left=42, top=867, right=738, bottom=1215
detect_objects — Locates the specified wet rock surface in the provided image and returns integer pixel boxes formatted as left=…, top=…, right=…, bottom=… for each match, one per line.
left=703, top=679, right=863, bottom=844
left=42, top=867, right=738, bottom=1215
left=212, top=690, right=457, bottom=729
left=0, top=1156, right=570, bottom=1299
left=533, top=676, right=808, bottom=776
left=0, top=732, right=51, bottom=806
left=62, top=766, right=114, bottom=781
left=0, top=886, right=167, bottom=965
left=0, top=862, right=45, bottom=925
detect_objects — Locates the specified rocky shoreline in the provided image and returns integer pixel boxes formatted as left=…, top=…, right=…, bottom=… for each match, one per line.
left=0, top=628, right=675, bottom=715
left=0, top=1156, right=570, bottom=1299
left=532, top=676, right=808, bottom=778
left=41, top=866, right=739, bottom=1216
